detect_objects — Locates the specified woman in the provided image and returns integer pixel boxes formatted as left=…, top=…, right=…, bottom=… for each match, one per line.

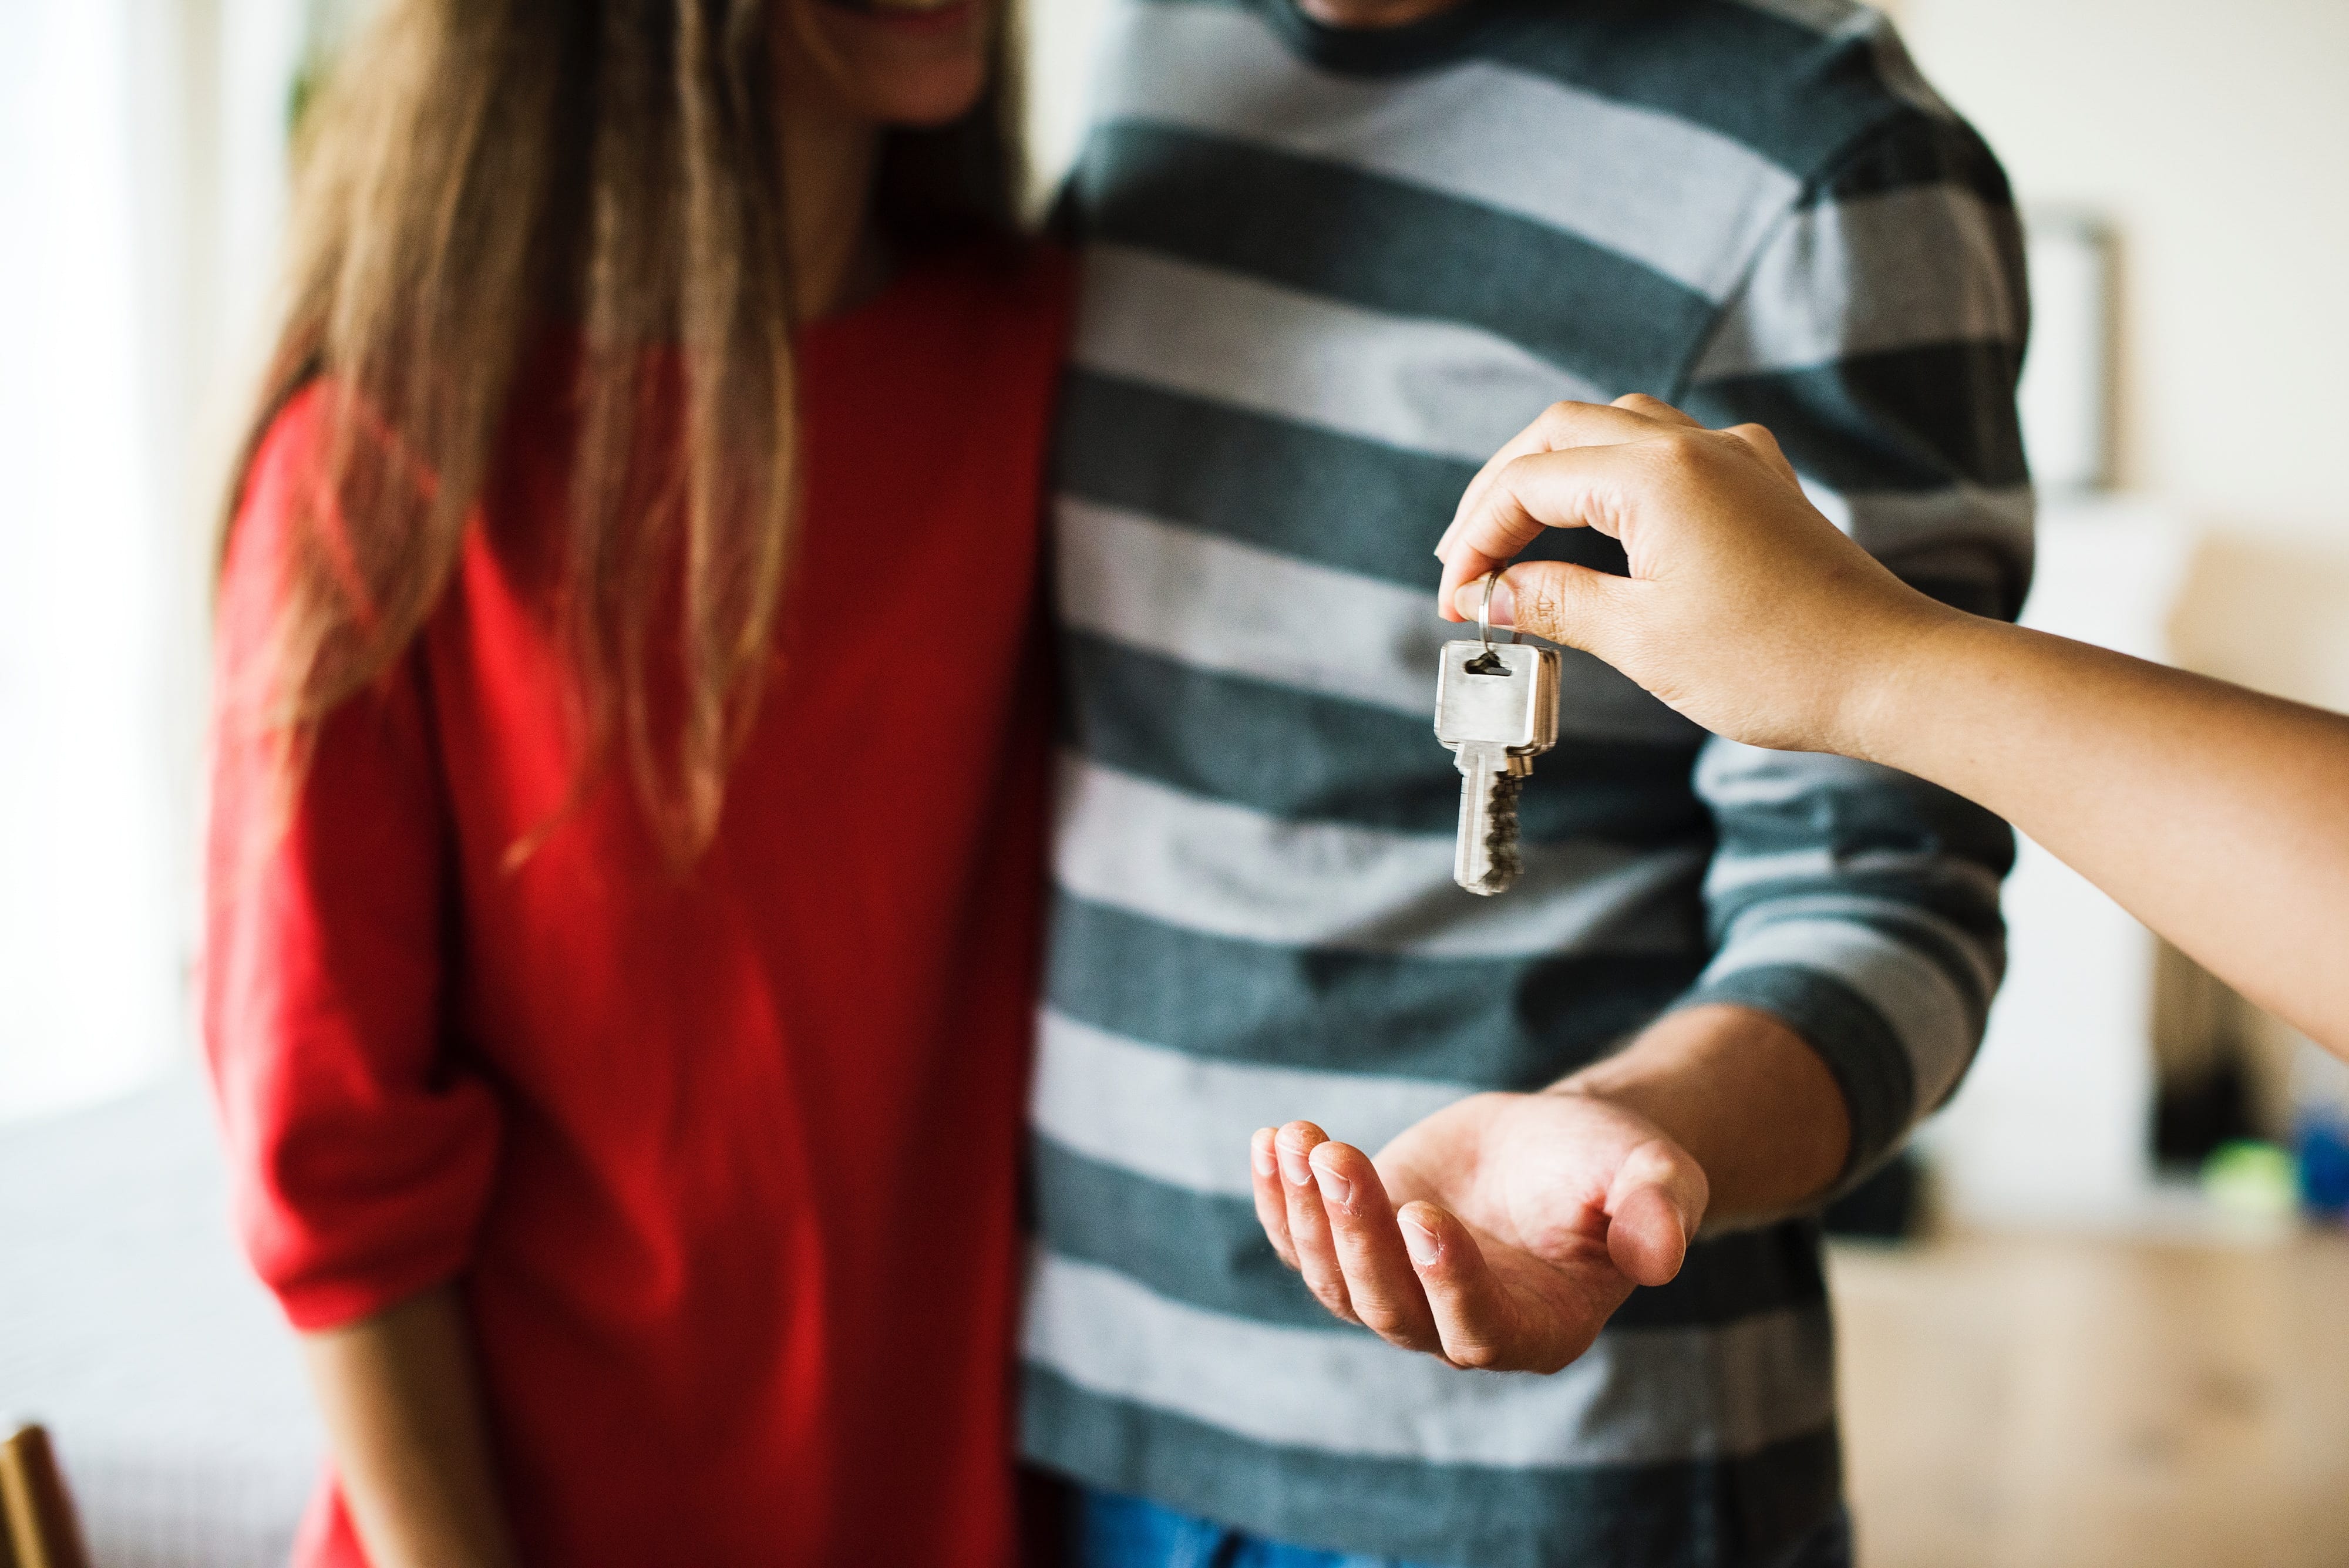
left=203, top=3, right=1064, bottom=1564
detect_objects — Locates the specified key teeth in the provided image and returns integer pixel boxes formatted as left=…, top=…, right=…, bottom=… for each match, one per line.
left=1468, top=773, right=1525, bottom=896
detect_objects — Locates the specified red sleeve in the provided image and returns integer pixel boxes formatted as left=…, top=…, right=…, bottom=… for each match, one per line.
left=202, top=386, right=503, bottom=1333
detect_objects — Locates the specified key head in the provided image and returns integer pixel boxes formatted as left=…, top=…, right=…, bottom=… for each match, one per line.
left=1435, top=641, right=1560, bottom=753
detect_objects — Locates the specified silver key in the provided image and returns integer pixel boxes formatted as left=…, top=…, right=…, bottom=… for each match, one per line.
left=1435, top=629, right=1560, bottom=897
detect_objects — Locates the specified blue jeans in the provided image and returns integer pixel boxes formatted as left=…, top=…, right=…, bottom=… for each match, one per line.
left=1069, top=1488, right=1855, bottom=1568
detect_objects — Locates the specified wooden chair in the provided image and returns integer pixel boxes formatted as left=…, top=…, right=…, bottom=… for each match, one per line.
left=0, top=1425, right=92, bottom=1568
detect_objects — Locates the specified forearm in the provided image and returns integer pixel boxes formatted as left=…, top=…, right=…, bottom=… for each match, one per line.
left=1856, top=614, right=2349, bottom=1052
left=301, top=1286, right=519, bottom=1568
left=1554, top=1002, right=1850, bottom=1226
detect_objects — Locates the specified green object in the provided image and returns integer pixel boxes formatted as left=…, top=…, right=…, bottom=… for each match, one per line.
left=2200, top=1139, right=2301, bottom=1217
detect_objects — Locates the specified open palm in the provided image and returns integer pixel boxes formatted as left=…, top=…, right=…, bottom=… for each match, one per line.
left=1251, top=1091, right=1708, bottom=1374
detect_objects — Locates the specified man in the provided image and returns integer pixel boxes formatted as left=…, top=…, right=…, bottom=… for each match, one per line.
left=1024, top=0, right=2030, bottom=1562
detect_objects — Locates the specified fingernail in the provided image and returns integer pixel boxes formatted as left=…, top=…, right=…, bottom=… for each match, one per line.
left=1404, top=1216, right=1442, bottom=1264
left=1251, top=1132, right=1276, bottom=1179
left=1451, top=576, right=1514, bottom=627
left=1313, top=1160, right=1352, bottom=1210
left=1278, top=1141, right=1313, bottom=1188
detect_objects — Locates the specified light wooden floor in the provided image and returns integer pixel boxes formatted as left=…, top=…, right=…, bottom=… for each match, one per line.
left=1830, top=1229, right=2349, bottom=1568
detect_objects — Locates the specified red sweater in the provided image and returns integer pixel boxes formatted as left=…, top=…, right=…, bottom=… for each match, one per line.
left=203, top=250, right=1068, bottom=1567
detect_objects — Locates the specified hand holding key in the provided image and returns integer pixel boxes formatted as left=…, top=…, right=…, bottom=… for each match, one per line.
left=1249, top=1095, right=1707, bottom=1374
left=1432, top=393, right=1948, bottom=759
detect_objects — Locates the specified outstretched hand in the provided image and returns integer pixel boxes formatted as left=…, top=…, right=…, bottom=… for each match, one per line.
left=1250, top=1091, right=1707, bottom=1374
left=1431, top=393, right=1953, bottom=759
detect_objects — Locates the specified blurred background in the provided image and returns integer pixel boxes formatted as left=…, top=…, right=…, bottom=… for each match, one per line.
left=3, top=0, right=2345, bottom=1563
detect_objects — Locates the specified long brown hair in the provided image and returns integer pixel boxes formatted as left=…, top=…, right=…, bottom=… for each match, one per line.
left=225, top=0, right=1018, bottom=859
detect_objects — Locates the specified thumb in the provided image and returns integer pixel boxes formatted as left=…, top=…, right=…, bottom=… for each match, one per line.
left=1451, top=562, right=1630, bottom=657
left=1602, top=1138, right=1708, bottom=1288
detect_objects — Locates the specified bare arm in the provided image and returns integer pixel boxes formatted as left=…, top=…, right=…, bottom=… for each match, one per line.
left=1439, top=395, right=2349, bottom=1057
left=1852, top=617, right=2349, bottom=1051
left=1556, top=1002, right=1849, bottom=1217
left=300, top=1286, right=520, bottom=1568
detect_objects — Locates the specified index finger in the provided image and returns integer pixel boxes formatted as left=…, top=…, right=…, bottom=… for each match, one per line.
left=1435, top=397, right=1704, bottom=591
left=1435, top=442, right=1660, bottom=612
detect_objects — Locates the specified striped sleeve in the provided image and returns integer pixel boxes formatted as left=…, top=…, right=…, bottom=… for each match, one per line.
left=1672, top=110, right=2030, bottom=1179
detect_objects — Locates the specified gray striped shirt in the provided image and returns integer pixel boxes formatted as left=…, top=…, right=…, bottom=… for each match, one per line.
left=1022, top=1, right=2030, bottom=1562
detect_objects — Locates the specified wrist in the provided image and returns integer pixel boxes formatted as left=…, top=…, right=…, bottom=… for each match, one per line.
left=1549, top=1004, right=1849, bottom=1222
left=1829, top=594, right=1974, bottom=769
left=1542, top=1053, right=1703, bottom=1173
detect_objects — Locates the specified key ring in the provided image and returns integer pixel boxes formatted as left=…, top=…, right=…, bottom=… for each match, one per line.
left=1478, top=569, right=1521, bottom=652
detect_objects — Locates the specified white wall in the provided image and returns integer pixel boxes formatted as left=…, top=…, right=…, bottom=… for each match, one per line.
left=1021, top=0, right=1113, bottom=207
left=0, top=0, right=303, bottom=1121
left=1894, top=0, right=2349, bottom=1135
left=1, top=2, right=187, bottom=1118
left=1894, top=0, right=2349, bottom=707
